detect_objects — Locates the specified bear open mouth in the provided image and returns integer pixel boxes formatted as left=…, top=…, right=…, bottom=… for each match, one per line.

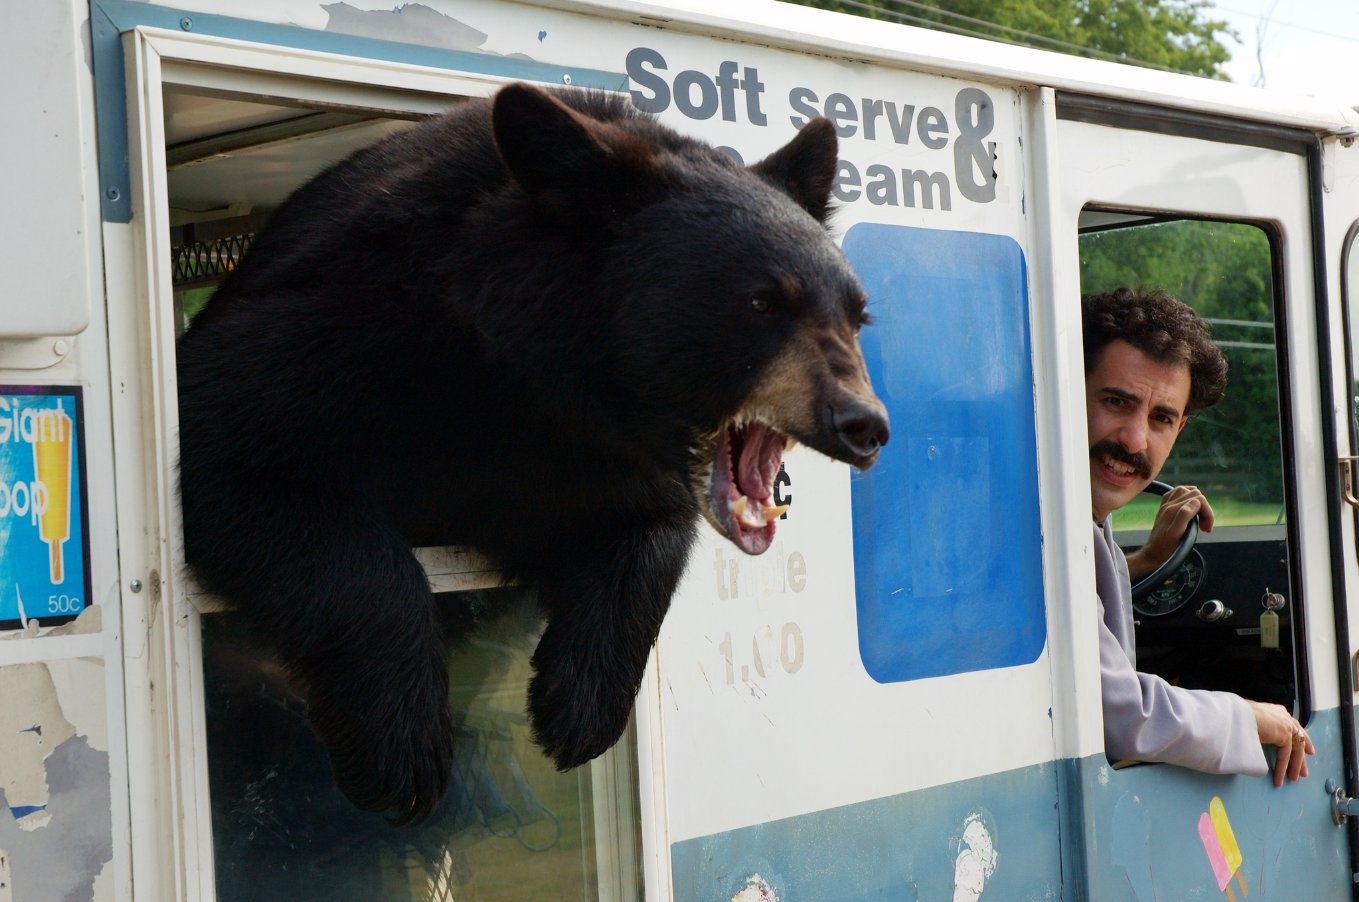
left=708, top=420, right=791, bottom=556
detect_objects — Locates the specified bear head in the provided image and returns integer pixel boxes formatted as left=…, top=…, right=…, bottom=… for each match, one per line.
left=491, top=84, right=890, bottom=555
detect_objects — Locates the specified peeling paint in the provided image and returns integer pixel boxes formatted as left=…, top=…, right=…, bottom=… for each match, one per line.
left=731, top=872, right=779, bottom=901
left=322, top=2, right=487, bottom=52
left=0, top=594, right=100, bottom=639
left=0, top=645, right=111, bottom=899
left=951, top=809, right=998, bottom=901
left=0, top=663, right=77, bottom=815
left=0, top=731, right=110, bottom=900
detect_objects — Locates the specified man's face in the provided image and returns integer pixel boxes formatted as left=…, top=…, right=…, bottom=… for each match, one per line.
left=1086, top=339, right=1191, bottom=521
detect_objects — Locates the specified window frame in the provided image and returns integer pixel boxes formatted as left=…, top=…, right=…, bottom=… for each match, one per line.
left=1075, top=206, right=1313, bottom=749
left=114, top=26, right=652, bottom=900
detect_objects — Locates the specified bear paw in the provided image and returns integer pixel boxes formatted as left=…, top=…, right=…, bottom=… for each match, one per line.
left=306, top=661, right=454, bottom=825
left=527, top=659, right=636, bottom=771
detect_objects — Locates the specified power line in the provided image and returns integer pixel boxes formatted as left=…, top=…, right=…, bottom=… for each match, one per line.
left=1214, top=2, right=1359, bottom=44
left=1207, top=1, right=1359, bottom=91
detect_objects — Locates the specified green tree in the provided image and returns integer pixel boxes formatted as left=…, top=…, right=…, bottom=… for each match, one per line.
left=787, top=0, right=1234, bottom=78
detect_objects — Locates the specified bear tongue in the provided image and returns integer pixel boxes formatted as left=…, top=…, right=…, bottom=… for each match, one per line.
left=736, top=422, right=783, bottom=501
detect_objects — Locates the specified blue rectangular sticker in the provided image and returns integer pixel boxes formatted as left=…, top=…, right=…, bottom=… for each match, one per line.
left=846, top=225, right=1045, bottom=682
left=0, top=386, right=90, bottom=629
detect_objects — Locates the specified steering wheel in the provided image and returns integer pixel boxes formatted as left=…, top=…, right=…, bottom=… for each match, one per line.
left=1129, top=480, right=1199, bottom=600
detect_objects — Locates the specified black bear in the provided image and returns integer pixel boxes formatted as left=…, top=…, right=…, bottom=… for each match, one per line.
left=177, top=83, right=889, bottom=824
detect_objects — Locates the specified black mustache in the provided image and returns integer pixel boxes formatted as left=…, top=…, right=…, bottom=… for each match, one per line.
left=1090, top=440, right=1151, bottom=479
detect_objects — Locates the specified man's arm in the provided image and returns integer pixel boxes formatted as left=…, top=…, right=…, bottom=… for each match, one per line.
left=1097, top=508, right=1314, bottom=783
left=1123, top=484, right=1215, bottom=582
left=1098, top=591, right=1267, bottom=775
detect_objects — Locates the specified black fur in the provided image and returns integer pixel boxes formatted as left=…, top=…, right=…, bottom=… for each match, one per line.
left=177, top=84, right=886, bottom=824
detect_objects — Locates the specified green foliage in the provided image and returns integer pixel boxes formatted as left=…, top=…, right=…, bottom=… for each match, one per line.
left=1115, top=495, right=1281, bottom=530
left=786, top=0, right=1234, bottom=78
left=179, top=286, right=217, bottom=323
left=1080, top=220, right=1285, bottom=517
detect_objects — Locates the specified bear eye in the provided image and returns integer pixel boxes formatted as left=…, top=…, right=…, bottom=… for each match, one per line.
left=750, top=292, right=780, bottom=316
left=850, top=292, right=871, bottom=329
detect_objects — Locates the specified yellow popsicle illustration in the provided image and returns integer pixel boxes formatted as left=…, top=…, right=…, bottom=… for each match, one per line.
left=1209, top=797, right=1241, bottom=874
left=31, top=407, right=72, bottom=584
left=1210, top=796, right=1248, bottom=898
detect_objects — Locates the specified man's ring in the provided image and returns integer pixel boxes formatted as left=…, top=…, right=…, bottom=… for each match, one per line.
left=1293, top=728, right=1307, bottom=744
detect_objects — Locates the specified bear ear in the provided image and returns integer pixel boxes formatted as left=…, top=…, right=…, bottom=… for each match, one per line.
left=492, top=83, right=655, bottom=216
left=750, top=117, right=839, bottom=223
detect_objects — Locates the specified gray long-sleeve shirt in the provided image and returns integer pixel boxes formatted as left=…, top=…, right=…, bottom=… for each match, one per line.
left=1094, top=519, right=1267, bottom=775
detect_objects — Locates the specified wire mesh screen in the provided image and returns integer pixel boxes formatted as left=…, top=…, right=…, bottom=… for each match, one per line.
left=171, top=233, right=254, bottom=288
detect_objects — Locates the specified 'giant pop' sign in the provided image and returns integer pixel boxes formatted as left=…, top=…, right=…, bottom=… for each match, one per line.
left=0, top=386, right=89, bottom=629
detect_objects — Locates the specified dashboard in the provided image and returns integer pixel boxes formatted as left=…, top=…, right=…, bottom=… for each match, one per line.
left=1119, top=526, right=1296, bottom=707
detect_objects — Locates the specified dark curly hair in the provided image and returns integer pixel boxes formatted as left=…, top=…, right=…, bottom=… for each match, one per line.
left=1082, top=288, right=1227, bottom=414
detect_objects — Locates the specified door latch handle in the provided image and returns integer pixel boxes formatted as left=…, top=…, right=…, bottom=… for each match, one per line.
left=1327, top=779, right=1359, bottom=825
left=1340, top=456, right=1359, bottom=508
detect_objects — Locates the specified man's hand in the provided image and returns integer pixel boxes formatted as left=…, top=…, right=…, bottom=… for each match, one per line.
left=1247, top=699, right=1313, bottom=786
left=1124, top=485, right=1214, bottom=582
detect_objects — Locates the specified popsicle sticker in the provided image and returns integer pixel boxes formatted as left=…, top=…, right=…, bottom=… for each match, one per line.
left=31, top=406, right=72, bottom=584
left=1198, top=796, right=1248, bottom=900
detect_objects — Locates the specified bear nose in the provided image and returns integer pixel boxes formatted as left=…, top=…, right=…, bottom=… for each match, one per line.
left=826, top=399, right=890, bottom=463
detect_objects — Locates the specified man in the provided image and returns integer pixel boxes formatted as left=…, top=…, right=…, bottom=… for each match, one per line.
left=1084, top=287, right=1312, bottom=785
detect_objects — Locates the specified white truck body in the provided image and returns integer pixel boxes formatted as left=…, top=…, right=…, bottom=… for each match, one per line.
left=4, top=1, right=1359, bottom=899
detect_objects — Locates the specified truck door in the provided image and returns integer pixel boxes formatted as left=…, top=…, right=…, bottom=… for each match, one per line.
left=1329, top=121, right=1359, bottom=902
left=1040, top=91, right=1357, bottom=899
left=110, top=23, right=643, bottom=901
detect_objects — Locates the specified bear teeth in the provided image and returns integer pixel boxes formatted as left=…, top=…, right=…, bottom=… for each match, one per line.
left=731, top=495, right=789, bottom=528
left=764, top=502, right=790, bottom=522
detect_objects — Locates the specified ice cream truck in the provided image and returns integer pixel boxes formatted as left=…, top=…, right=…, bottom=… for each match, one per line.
left=6, top=0, right=1359, bottom=898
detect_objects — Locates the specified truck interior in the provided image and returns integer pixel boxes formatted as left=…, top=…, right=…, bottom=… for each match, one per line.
left=164, top=85, right=641, bottom=901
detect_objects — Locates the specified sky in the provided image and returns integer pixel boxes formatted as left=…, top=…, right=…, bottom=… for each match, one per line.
left=1207, top=0, right=1359, bottom=107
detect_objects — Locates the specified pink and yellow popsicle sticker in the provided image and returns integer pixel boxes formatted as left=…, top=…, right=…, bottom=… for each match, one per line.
left=31, top=406, right=73, bottom=584
left=1198, top=796, right=1248, bottom=900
